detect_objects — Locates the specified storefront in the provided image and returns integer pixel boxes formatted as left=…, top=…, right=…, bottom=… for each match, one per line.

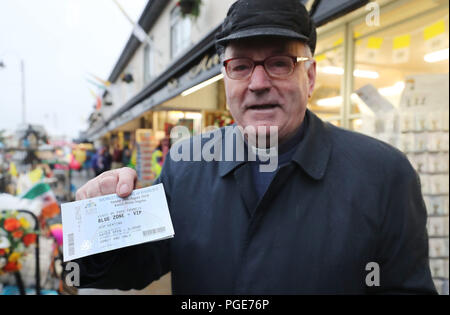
left=310, top=0, right=449, bottom=294
left=311, top=0, right=449, bottom=128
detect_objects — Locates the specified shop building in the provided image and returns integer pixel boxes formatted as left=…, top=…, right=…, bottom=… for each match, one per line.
left=85, top=0, right=449, bottom=294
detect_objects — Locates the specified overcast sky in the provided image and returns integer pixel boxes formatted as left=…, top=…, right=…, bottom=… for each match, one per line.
left=0, top=0, right=148, bottom=139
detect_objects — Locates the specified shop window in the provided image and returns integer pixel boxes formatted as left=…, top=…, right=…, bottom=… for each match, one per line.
left=170, top=6, right=192, bottom=60
left=144, top=41, right=155, bottom=83
left=309, top=29, right=345, bottom=126
left=352, top=0, right=449, bottom=132
left=351, top=1, right=449, bottom=294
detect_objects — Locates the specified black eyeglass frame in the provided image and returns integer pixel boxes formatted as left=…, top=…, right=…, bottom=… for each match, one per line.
left=222, top=55, right=313, bottom=80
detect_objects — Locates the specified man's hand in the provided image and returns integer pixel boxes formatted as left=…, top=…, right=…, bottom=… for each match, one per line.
left=76, top=167, right=137, bottom=200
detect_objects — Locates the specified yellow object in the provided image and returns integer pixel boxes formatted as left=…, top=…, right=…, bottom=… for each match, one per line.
left=333, top=38, right=343, bottom=47
left=19, top=217, right=30, bottom=229
left=315, top=54, right=326, bottom=62
left=28, top=168, right=43, bottom=184
left=354, top=32, right=362, bottom=46
left=367, top=37, right=383, bottom=50
left=393, top=34, right=410, bottom=50
left=424, top=20, right=445, bottom=41
left=9, top=162, right=18, bottom=178
left=73, top=149, right=87, bottom=165
left=131, top=148, right=137, bottom=167
left=9, top=252, right=21, bottom=263
left=151, top=150, right=163, bottom=178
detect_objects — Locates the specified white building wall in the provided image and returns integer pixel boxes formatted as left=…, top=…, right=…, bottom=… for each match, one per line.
left=104, top=0, right=236, bottom=123
left=191, top=0, right=236, bottom=43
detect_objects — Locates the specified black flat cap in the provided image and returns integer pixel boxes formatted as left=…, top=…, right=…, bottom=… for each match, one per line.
left=216, top=0, right=317, bottom=54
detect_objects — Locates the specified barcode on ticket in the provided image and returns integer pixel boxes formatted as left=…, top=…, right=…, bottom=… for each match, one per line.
left=143, top=227, right=166, bottom=237
left=68, top=233, right=75, bottom=256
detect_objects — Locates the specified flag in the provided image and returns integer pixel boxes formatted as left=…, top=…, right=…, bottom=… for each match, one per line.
left=88, top=73, right=111, bottom=87
left=112, top=0, right=155, bottom=47
left=86, top=78, right=107, bottom=90
left=89, top=88, right=98, bottom=99
left=21, top=183, right=60, bottom=220
left=96, top=96, right=102, bottom=111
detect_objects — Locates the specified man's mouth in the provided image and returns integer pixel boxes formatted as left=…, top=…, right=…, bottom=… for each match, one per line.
left=246, top=104, right=280, bottom=110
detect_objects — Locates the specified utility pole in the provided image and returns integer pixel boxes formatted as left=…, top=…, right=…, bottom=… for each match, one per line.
left=20, top=59, right=26, bottom=125
left=0, top=57, right=27, bottom=125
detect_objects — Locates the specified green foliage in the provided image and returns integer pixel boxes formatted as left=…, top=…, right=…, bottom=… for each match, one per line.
left=178, top=0, right=203, bottom=19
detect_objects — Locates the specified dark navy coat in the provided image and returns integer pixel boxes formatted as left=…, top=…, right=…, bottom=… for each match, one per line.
left=76, top=110, right=436, bottom=294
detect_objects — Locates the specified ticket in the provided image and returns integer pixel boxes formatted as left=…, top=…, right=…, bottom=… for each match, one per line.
left=61, top=184, right=174, bottom=262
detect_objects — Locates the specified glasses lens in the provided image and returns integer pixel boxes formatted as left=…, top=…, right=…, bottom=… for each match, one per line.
left=227, top=58, right=253, bottom=79
left=265, top=56, right=294, bottom=77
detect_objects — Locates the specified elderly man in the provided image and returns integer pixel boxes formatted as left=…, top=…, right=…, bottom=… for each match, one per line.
left=74, top=0, right=436, bottom=294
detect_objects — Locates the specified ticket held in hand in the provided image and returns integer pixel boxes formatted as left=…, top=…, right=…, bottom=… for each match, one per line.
left=61, top=184, right=174, bottom=262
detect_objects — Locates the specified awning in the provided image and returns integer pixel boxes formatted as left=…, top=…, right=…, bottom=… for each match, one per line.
left=310, top=0, right=369, bottom=26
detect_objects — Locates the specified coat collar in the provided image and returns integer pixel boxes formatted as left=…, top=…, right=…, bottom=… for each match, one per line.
left=218, top=125, right=248, bottom=177
left=218, top=110, right=332, bottom=180
left=291, top=110, right=332, bottom=180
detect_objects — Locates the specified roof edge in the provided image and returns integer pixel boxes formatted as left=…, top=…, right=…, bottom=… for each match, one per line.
left=108, top=0, right=170, bottom=83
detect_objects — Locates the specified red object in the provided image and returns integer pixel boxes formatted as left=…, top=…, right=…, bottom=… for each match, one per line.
left=0, top=249, right=6, bottom=256
left=42, top=203, right=60, bottom=219
left=3, top=262, right=20, bottom=272
left=4, top=218, right=21, bottom=232
left=69, top=155, right=81, bottom=170
left=23, top=233, right=37, bottom=247
left=12, top=230, right=24, bottom=239
left=96, top=96, right=102, bottom=111
left=54, top=164, right=70, bottom=170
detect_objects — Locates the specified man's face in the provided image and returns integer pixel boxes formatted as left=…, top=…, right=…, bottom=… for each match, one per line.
left=223, top=38, right=316, bottom=143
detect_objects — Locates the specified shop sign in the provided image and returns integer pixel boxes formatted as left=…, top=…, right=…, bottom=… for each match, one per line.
left=188, top=54, right=220, bottom=79
left=166, top=53, right=220, bottom=93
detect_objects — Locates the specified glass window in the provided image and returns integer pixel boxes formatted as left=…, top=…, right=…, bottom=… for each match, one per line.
left=309, top=28, right=345, bottom=125
left=170, top=6, right=192, bottom=59
left=144, top=42, right=155, bottom=83
left=352, top=0, right=449, bottom=132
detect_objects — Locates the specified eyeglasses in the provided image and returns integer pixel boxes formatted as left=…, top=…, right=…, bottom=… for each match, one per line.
left=223, top=55, right=313, bottom=80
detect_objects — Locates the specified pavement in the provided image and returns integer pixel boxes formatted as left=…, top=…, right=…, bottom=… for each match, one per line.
left=70, top=169, right=93, bottom=193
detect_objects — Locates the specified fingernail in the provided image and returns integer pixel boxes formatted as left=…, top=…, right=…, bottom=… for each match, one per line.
left=119, top=184, right=129, bottom=196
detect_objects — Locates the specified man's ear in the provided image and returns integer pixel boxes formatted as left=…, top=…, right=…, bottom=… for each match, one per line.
left=307, top=60, right=317, bottom=99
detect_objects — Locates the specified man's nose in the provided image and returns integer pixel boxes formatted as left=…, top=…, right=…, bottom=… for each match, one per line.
left=248, top=65, right=272, bottom=93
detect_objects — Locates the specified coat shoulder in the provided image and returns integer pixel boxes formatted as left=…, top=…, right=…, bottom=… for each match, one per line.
left=326, top=123, right=414, bottom=176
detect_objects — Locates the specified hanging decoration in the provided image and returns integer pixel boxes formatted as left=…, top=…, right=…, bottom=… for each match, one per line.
left=177, top=0, right=202, bottom=19
left=392, top=34, right=411, bottom=64
left=424, top=20, right=447, bottom=53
